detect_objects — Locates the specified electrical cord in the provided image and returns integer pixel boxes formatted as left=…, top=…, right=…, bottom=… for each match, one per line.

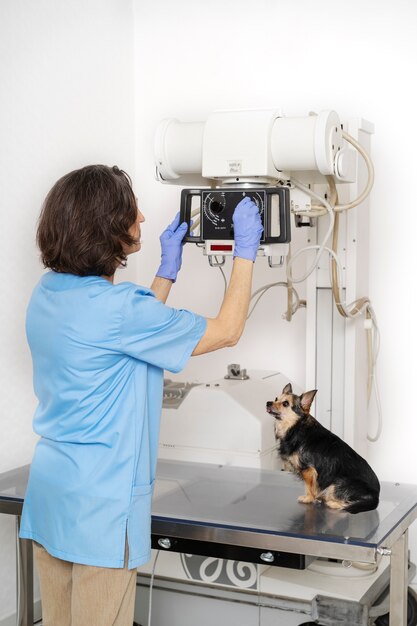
left=309, top=559, right=377, bottom=576
left=335, top=131, right=375, bottom=212
left=285, top=244, right=294, bottom=322
left=15, top=518, right=21, bottom=626
left=366, top=304, right=383, bottom=442
left=247, top=282, right=304, bottom=320
left=326, top=177, right=382, bottom=441
left=189, top=215, right=200, bottom=232
left=257, top=563, right=261, bottom=626
left=147, top=550, right=160, bottom=626
left=295, top=130, right=374, bottom=216
left=214, top=257, right=228, bottom=295
left=367, top=363, right=383, bottom=442
left=291, top=235, right=382, bottom=440
left=286, top=179, right=335, bottom=283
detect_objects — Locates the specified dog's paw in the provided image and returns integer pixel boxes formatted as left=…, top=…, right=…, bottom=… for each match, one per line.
left=298, top=494, right=315, bottom=504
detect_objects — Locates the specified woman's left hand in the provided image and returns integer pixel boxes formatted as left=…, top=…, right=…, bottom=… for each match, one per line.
left=156, top=213, right=188, bottom=282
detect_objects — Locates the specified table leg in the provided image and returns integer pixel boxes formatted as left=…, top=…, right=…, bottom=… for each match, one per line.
left=389, top=529, right=408, bottom=626
left=16, top=517, right=34, bottom=626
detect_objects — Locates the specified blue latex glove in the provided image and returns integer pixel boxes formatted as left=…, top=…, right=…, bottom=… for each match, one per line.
left=232, top=197, right=263, bottom=262
left=156, top=213, right=188, bottom=282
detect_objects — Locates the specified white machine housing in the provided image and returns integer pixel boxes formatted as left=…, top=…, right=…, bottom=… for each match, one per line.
left=155, top=109, right=356, bottom=186
left=160, top=370, right=296, bottom=469
left=155, top=108, right=357, bottom=264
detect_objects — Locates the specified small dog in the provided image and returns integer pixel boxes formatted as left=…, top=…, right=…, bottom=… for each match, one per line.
left=266, top=384, right=380, bottom=513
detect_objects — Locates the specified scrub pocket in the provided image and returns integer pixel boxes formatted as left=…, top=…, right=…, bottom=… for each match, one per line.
left=127, top=482, right=154, bottom=564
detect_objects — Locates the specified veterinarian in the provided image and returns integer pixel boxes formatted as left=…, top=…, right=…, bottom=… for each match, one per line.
left=19, top=165, right=263, bottom=626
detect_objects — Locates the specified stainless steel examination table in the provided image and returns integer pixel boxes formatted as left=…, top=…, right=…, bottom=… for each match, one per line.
left=1, top=460, right=417, bottom=626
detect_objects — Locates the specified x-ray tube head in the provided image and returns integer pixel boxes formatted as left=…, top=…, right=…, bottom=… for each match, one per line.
left=155, top=118, right=204, bottom=180
left=155, top=109, right=346, bottom=184
left=271, top=110, right=343, bottom=175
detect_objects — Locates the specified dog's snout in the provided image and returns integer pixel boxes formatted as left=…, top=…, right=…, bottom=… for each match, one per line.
left=266, top=401, right=273, bottom=407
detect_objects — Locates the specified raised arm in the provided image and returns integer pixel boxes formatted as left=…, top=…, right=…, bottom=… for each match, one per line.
left=192, top=256, right=254, bottom=354
left=151, top=198, right=262, bottom=350
left=192, top=197, right=263, bottom=355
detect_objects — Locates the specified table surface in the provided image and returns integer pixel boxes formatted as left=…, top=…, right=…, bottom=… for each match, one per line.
left=1, top=460, right=417, bottom=551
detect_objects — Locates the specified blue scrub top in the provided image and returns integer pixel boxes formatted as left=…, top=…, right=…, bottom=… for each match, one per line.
left=19, top=272, right=206, bottom=569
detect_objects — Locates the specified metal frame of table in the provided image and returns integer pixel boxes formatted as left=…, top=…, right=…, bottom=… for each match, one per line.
left=1, top=463, right=416, bottom=626
left=0, top=495, right=33, bottom=626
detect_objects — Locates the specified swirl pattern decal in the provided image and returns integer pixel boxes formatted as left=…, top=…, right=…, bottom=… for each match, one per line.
left=180, top=554, right=257, bottom=589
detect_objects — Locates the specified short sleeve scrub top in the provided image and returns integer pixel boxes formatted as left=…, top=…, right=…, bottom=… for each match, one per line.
left=19, top=272, right=207, bottom=569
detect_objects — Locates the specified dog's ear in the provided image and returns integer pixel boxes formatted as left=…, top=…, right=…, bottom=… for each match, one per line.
left=282, top=383, right=293, bottom=395
left=300, top=390, right=317, bottom=413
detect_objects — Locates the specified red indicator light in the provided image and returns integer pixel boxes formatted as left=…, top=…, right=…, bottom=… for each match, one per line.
left=210, top=244, right=233, bottom=251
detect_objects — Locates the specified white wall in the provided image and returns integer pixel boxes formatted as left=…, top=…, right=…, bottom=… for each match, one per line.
left=0, top=0, right=135, bottom=620
left=133, top=0, right=417, bottom=577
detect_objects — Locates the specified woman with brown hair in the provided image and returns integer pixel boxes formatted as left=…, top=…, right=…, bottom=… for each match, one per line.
left=19, top=164, right=262, bottom=625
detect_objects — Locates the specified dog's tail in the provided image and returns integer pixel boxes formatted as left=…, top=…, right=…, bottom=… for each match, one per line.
left=345, top=492, right=379, bottom=514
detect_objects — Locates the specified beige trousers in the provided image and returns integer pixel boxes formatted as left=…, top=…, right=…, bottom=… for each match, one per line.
left=33, top=541, right=137, bottom=626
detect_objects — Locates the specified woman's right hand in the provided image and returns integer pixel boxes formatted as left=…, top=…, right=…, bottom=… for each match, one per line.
left=232, top=197, right=263, bottom=262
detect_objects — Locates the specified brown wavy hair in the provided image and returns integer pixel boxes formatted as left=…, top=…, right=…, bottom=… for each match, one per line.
left=37, top=165, right=138, bottom=276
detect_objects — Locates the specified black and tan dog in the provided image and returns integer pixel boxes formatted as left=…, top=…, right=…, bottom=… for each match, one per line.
left=266, top=384, right=380, bottom=513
